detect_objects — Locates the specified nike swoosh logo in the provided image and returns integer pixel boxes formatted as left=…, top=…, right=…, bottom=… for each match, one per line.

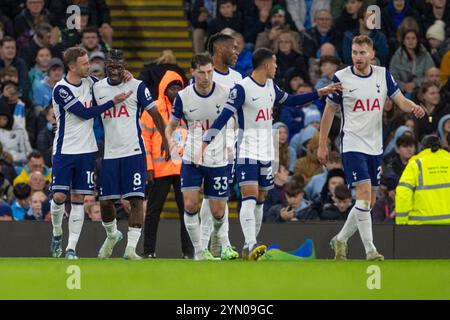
left=133, top=187, right=141, bottom=191
left=218, top=191, right=227, bottom=195
left=349, top=89, right=357, bottom=93
left=189, top=109, right=198, bottom=112
left=252, top=97, right=260, bottom=101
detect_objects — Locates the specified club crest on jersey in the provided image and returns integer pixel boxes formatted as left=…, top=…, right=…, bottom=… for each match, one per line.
left=145, top=88, right=152, bottom=101
left=59, top=88, right=69, bottom=99
left=352, top=98, right=381, bottom=112
left=255, top=108, right=273, bottom=122
left=227, top=88, right=237, bottom=104
left=103, top=105, right=130, bottom=118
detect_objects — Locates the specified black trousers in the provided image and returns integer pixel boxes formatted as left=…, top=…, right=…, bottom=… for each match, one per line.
left=143, top=175, right=193, bottom=257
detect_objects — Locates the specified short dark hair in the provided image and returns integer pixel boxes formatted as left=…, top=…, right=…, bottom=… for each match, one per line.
left=13, top=183, right=31, bottom=200
left=27, top=151, right=44, bottom=161
left=106, top=49, right=124, bottom=62
left=319, top=55, right=341, bottom=67
left=396, top=134, right=416, bottom=148
left=207, top=33, right=234, bottom=55
left=0, top=36, right=15, bottom=47
left=334, top=184, right=352, bottom=200
left=63, top=47, right=88, bottom=67
left=81, top=26, right=100, bottom=38
left=252, top=48, right=274, bottom=70
left=285, top=178, right=305, bottom=197
left=218, top=0, right=235, bottom=7
left=190, top=52, right=213, bottom=69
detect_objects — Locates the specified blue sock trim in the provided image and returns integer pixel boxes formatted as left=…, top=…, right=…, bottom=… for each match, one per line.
left=71, top=202, right=84, bottom=206
left=355, top=207, right=371, bottom=212
left=242, top=196, right=257, bottom=202
left=256, top=201, right=264, bottom=206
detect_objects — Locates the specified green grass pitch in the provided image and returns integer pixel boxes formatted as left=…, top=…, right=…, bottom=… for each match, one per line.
left=0, top=259, right=449, bottom=299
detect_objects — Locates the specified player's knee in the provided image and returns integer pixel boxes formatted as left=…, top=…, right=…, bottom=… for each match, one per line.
left=53, top=192, right=66, bottom=204
left=184, top=202, right=198, bottom=214
left=209, top=202, right=225, bottom=219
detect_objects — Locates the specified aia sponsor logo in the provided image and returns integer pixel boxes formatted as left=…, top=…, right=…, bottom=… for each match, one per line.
left=103, top=105, right=130, bottom=118
left=352, top=98, right=381, bottom=112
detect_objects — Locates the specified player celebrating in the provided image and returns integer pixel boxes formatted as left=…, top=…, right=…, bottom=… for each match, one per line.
left=94, top=50, right=167, bottom=260
left=200, top=33, right=241, bottom=260
left=165, top=53, right=232, bottom=261
left=50, top=47, right=132, bottom=259
left=203, top=48, right=342, bottom=260
left=318, top=35, right=425, bottom=261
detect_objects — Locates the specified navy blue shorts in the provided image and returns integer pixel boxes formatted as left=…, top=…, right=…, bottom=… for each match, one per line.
left=235, top=158, right=274, bottom=191
left=51, top=152, right=96, bottom=195
left=341, top=152, right=382, bottom=187
left=99, top=153, right=147, bottom=200
left=180, top=162, right=229, bottom=200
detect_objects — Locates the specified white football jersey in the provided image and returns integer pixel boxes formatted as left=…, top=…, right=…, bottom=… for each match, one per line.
left=172, top=82, right=230, bottom=167
left=93, top=78, right=155, bottom=160
left=52, top=76, right=97, bottom=155
left=326, top=65, right=400, bottom=155
left=225, top=77, right=288, bottom=161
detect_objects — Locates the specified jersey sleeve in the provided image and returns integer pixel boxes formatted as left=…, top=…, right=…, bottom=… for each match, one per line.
left=137, top=81, right=155, bottom=111
left=223, top=84, right=245, bottom=113
left=274, top=83, right=288, bottom=104
left=171, top=94, right=184, bottom=121
left=53, top=85, right=79, bottom=111
left=385, top=69, right=400, bottom=98
left=325, top=75, right=342, bottom=108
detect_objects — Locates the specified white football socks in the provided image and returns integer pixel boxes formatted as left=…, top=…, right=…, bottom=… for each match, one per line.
left=184, top=211, right=202, bottom=255
left=51, top=200, right=65, bottom=237
left=66, top=203, right=84, bottom=252
left=240, top=197, right=257, bottom=249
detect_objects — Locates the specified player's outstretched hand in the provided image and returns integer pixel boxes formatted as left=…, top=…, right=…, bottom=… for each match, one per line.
left=113, top=90, right=133, bottom=105
left=412, top=104, right=426, bottom=119
left=317, top=82, right=343, bottom=97
left=317, top=145, right=329, bottom=165
left=123, top=70, right=134, bottom=82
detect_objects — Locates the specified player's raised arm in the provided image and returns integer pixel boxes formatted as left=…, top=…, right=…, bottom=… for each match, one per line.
left=54, top=85, right=132, bottom=120
left=274, top=82, right=342, bottom=108
left=202, top=84, right=244, bottom=145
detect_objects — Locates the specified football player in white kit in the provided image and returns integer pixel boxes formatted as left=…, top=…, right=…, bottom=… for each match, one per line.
left=200, top=33, right=242, bottom=260
left=203, top=48, right=342, bottom=260
left=318, top=35, right=425, bottom=261
left=50, top=47, right=132, bottom=259
left=93, top=50, right=167, bottom=260
left=165, top=53, right=232, bottom=260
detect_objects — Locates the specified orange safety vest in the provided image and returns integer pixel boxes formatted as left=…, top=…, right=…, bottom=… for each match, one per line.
left=141, top=70, right=186, bottom=179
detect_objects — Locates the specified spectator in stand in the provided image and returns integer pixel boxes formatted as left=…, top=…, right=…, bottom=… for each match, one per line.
left=55, top=5, right=91, bottom=51
left=425, top=67, right=442, bottom=86
left=208, top=0, right=244, bottom=37
left=265, top=176, right=314, bottom=223
left=390, top=28, right=435, bottom=98
left=13, top=151, right=51, bottom=186
left=335, top=0, right=363, bottom=37
left=274, top=31, right=308, bottom=86
left=86, top=202, right=102, bottom=222
left=0, top=13, right=15, bottom=38
left=438, top=114, right=450, bottom=150
left=422, top=0, right=450, bottom=37
left=28, top=171, right=49, bottom=196
left=288, top=104, right=321, bottom=155
left=318, top=168, right=346, bottom=207
left=48, top=0, right=114, bottom=47
left=0, top=169, right=14, bottom=204
left=83, top=195, right=96, bottom=215
left=342, top=8, right=389, bottom=66
left=381, top=0, right=422, bottom=56
left=263, top=164, right=289, bottom=222
left=79, top=26, right=108, bottom=58
left=0, top=99, right=32, bottom=166
left=32, top=57, right=64, bottom=113
left=243, top=0, right=274, bottom=46
left=36, top=105, right=55, bottom=167
left=293, top=131, right=324, bottom=184
left=272, top=122, right=296, bottom=173
left=14, top=0, right=56, bottom=39
left=384, top=125, right=414, bottom=157
left=19, top=23, right=58, bottom=69
left=11, top=183, right=31, bottom=221
left=372, top=174, right=398, bottom=222
left=425, top=20, right=446, bottom=67
left=28, top=47, right=51, bottom=100
left=288, top=0, right=330, bottom=31
left=315, top=55, right=341, bottom=97
left=386, top=133, right=417, bottom=177
left=190, top=0, right=213, bottom=53
left=440, top=50, right=450, bottom=84
left=320, top=183, right=353, bottom=220
left=0, top=36, right=31, bottom=96
left=302, top=9, right=339, bottom=59
left=89, top=51, right=106, bottom=70
left=26, top=190, right=50, bottom=221
left=304, top=150, right=342, bottom=203
left=255, top=4, right=300, bottom=51
left=232, top=31, right=253, bottom=77
left=382, top=98, right=405, bottom=146
left=416, top=81, right=450, bottom=137
left=0, top=141, right=17, bottom=183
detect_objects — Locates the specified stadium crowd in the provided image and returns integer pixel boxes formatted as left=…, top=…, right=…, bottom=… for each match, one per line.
left=0, top=0, right=449, bottom=226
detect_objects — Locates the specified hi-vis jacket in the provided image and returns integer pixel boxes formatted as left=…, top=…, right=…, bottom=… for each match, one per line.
left=396, top=148, right=450, bottom=225
left=141, top=71, right=185, bottom=179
